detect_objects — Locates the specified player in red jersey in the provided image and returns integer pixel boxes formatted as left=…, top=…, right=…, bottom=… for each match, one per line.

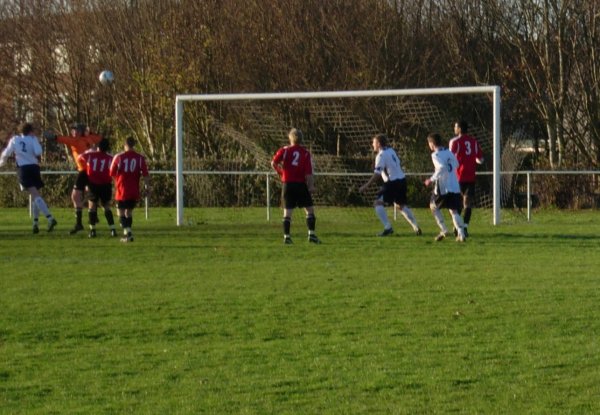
left=449, top=120, right=484, bottom=236
left=271, top=128, right=321, bottom=244
left=109, top=137, right=150, bottom=243
left=77, top=138, right=117, bottom=238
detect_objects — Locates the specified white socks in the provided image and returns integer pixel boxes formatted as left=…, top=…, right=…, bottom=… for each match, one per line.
left=34, top=196, right=51, bottom=218
left=450, top=210, right=465, bottom=238
left=32, top=202, right=40, bottom=223
left=375, top=205, right=391, bottom=229
left=431, top=207, right=448, bottom=234
left=400, top=206, right=419, bottom=231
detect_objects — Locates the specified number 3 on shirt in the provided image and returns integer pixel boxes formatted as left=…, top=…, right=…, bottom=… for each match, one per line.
left=464, top=141, right=472, bottom=155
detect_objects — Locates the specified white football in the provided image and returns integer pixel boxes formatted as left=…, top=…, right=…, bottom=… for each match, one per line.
left=99, top=70, right=114, bottom=85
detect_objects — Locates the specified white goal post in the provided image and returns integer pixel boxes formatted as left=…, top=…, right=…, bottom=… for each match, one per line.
left=175, top=86, right=501, bottom=226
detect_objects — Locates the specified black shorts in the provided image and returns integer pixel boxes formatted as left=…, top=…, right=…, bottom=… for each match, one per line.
left=459, top=182, right=476, bottom=198
left=377, top=178, right=408, bottom=206
left=87, top=183, right=112, bottom=205
left=431, top=192, right=463, bottom=211
left=17, top=164, right=44, bottom=190
left=74, top=170, right=89, bottom=191
left=282, top=182, right=313, bottom=209
left=117, top=200, right=137, bottom=210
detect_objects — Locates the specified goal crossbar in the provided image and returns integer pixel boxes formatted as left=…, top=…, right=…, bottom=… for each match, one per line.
left=175, top=86, right=501, bottom=226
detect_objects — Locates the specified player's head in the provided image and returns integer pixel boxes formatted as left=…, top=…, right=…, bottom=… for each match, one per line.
left=125, top=136, right=136, bottom=149
left=454, top=120, right=468, bottom=134
left=98, top=138, right=110, bottom=152
left=427, top=132, right=443, bottom=150
left=71, top=123, right=86, bottom=137
left=372, top=133, right=387, bottom=151
left=19, top=122, right=34, bottom=136
left=288, top=128, right=303, bottom=145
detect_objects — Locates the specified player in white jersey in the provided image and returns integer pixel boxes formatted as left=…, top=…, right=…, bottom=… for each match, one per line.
left=0, top=122, right=57, bottom=233
left=424, top=133, right=465, bottom=242
left=359, top=134, right=421, bottom=237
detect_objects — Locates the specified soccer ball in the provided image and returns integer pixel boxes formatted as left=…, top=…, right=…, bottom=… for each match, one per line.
left=98, top=70, right=114, bottom=86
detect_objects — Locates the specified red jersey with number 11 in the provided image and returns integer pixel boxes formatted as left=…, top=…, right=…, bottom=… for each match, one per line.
left=272, top=144, right=313, bottom=183
left=78, top=151, right=113, bottom=185
left=109, top=150, right=149, bottom=201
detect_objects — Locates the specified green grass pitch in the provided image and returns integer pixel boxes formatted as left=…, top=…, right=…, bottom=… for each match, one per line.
left=1, top=207, right=599, bottom=414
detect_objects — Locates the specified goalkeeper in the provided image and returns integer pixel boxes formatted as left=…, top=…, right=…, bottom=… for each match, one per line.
left=47, top=124, right=102, bottom=234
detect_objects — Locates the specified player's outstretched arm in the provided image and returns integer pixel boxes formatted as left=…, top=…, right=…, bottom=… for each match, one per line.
left=0, top=139, right=15, bottom=167
left=359, top=173, right=380, bottom=193
left=42, top=130, right=57, bottom=141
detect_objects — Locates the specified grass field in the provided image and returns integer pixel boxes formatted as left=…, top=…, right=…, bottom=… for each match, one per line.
left=1, top=206, right=600, bottom=414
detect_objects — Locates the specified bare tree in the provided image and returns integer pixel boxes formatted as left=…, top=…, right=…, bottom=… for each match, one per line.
left=493, top=0, right=580, bottom=168
left=3, top=0, right=600, bottom=172
left=568, top=0, right=600, bottom=167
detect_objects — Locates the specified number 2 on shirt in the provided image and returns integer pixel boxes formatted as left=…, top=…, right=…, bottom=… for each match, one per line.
left=291, top=151, right=300, bottom=166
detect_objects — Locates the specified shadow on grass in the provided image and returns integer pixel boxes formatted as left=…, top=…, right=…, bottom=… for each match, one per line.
left=490, top=232, right=600, bottom=241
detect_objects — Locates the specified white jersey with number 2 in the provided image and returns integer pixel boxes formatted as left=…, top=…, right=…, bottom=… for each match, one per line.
left=0, top=134, right=42, bottom=167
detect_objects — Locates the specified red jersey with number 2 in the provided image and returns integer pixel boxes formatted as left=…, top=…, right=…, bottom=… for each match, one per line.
left=109, top=150, right=149, bottom=201
left=272, top=144, right=313, bottom=183
left=78, top=151, right=113, bottom=185
left=449, top=134, right=482, bottom=183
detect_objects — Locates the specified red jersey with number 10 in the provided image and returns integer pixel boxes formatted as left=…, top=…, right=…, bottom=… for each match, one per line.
left=272, top=144, right=313, bottom=183
left=109, top=150, right=149, bottom=201
left=449, top=134, right=483, bottom=183
left=78, top=151, right=113, bottom=185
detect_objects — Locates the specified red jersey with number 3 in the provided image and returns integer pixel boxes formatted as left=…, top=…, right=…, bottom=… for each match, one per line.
left=78, top=151, right=113, bottom=185
left=272, top=144, right=313, bottom=183
left=449, top=134, right=482, bottom=182
left=109, top=150, right=149, bottom=201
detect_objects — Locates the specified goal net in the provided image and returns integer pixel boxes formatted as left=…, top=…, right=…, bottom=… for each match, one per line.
left=174, top=88, right=506, bottom=226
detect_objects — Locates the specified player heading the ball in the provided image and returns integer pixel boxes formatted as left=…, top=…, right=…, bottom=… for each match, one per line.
left=0, top=122, right=58, bottom=233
